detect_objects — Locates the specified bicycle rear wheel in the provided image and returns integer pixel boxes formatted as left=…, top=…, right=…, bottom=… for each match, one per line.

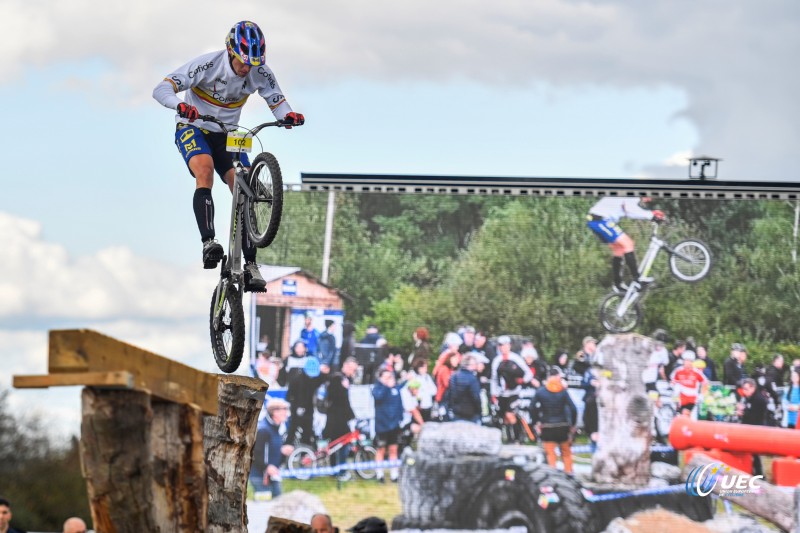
left=599, top=293, right=642, bottom=333
left=668, top=239, right=712, bottom=282
left=209, top=283, right=245, bottom=373
left=245, top=152, right=283, bottom=248
left=287, top=445, right=317, bottom=480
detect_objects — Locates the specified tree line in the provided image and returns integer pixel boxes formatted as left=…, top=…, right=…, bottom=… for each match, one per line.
left=260, top=192, right=800, bottom=368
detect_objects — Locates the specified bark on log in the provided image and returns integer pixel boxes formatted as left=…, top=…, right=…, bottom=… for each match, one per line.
left=204, top=375, right=268, bottom=533
left=591, top=334, right=654, bottom=486
left=80, top=388, right=158, bottom=533
left=81, top=389, right=211, bottom=533
left=682, top=452, right=794, bottom=532
left=794, top=486, right=800, bottom=533
left=150, top=401, right=207, bottom=531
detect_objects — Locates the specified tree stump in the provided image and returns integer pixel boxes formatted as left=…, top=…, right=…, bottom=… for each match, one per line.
left=204, top=375, right=268, bottom=533
left=150, top=401, right=207, bottom=531
left=80, top=389, right=210, bottom=533
left=591, top=334, right=654, bottom=487
left=81, top=389, right=157, bottom=533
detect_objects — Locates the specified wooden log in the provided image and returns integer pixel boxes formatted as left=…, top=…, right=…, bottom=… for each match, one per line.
left=682, top=452, right=795, bottom=532
left=795, top=486, right=800, bottom=533
left=80, top=388, right=158, bottom=533
left=151, top=401, right=207, bottom=532
left=591, top=334, right=654, bottom=486
left=204, top=375, right=268, bottom=533
left=81, top=389, right=211, bottom=533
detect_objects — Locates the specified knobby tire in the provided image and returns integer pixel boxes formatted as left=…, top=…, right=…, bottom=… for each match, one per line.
left=209, top=285, right=245, bottom=373
left=668, top=239, right=712, bottom=282
left=599, top=292, right=642, bottom=333
left=245, top=152, right=283, bottom=248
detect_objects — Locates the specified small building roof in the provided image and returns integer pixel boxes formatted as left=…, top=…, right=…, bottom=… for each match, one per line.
left=258, top=265, right=302, bottom=284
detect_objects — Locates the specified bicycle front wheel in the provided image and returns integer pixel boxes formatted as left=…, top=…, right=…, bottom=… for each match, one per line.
left=599, top=293, right=642, bottom=333
left=209, top=284, right=245, bottom=373
left=668, top=239, right=712, bottom=282
left=287, top=445, right=317, bottom=480
left=245, top=152, right=283, bottom=248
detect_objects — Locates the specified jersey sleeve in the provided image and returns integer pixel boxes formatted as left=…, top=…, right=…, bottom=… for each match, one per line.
left=621, top=200, right=656, bottom=221
left=152, top=53, right=218, bottom=110
left=254, top=66, right=294, bottom=119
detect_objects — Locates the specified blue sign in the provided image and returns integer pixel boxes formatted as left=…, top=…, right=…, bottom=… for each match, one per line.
left=282, top=279, right=297, bottom=296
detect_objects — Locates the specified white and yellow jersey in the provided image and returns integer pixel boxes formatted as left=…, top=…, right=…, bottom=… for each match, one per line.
left=152, top=50, right=293, bottom=132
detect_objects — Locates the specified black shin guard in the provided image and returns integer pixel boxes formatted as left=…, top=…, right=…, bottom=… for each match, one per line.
left=612, top=256, right=624, bottom=287
left=624, top=251, right=640, bottom=280
left=193, top=188, right=215, bottom=242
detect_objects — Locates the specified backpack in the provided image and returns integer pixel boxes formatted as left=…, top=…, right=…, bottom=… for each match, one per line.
left=314, top=381, right=333, bottom=414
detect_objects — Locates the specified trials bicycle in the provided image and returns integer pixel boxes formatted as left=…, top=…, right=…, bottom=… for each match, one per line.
left=599, top=220, right=712, bottom=333
left=286, top=419, right=378, bottom=480
left=200, top=114, right=286, bottom=372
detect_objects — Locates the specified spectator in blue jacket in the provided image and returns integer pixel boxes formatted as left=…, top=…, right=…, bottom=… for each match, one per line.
left=250, top=398, right=294, bottom=498
left=317, top=319, right=338, bottom=371
left=531, top=368, right=578, bottom=474
left=372, top=368, right=404, bottom=482
left=444, top=354, right=482, bottom=423
left=300, top=312, right=320, bottom=356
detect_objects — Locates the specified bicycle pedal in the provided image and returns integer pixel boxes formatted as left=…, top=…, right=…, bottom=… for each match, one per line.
left=244, top=286, right=267, bottom=294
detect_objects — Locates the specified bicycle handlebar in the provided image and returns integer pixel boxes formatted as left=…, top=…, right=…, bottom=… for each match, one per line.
left=196, top=114, right=289, bottom=133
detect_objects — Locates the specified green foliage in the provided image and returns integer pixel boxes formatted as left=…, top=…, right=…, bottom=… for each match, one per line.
left=0, top=389, right=91, bottom=531
left=263, top=191, right=800, bottom=368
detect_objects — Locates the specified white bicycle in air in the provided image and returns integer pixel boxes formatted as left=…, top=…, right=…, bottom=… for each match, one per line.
left=599, top=221, right=712, bottom=333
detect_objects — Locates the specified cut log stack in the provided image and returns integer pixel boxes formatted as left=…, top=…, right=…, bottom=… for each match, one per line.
left=14, top=329, right=268, bottom=533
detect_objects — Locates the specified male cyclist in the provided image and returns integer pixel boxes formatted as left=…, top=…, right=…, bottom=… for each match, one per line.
left=153, top=21, right=304, bottom=291
left=587, top=197, right=664, bottom=293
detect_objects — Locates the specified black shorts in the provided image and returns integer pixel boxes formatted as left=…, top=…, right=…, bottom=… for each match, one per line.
left=497, top=395, right=519, bottom=415
left=374, top=427, right=401, bottom=447
left=175, top=124, right=251, bottom=183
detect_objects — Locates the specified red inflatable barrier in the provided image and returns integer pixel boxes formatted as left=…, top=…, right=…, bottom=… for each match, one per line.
left=669, top=417, right=800, bottom=457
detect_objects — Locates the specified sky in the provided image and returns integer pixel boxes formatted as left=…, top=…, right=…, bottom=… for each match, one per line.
left=1, top=0, right=798, bottom=439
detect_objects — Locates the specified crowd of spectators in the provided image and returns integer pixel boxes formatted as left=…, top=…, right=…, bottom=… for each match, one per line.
left=250, top=317, right=800, bottom=491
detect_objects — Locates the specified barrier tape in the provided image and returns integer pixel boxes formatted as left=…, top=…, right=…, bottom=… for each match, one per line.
left=281, top=459, right=403, bottom=479
left=279, top=443, right=676, bottom=479
left=571, top=444, right=674, bottom=454
left=584, top=483, right=686, bottom=502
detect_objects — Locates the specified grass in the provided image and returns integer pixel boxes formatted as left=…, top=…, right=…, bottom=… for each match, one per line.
left=282, top=477, right=401, bottom=530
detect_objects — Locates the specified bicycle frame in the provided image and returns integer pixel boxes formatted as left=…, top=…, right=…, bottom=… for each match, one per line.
left=206, top=115, right=280, bottom=329
left=211, top=162, right=253, bottom=329
left=613, top=223, right=676, bottom=318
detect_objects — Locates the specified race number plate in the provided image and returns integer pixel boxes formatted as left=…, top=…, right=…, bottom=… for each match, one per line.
left=226, top=131, right=253, bottom=153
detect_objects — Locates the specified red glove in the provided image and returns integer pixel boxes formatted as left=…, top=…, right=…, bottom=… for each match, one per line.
left=516, top=378, right=525, bottom=384
left=177, top=103, right=199, bottom=122
left=282, top=112, right=305, bottom=128
left=652, top=210, right=665, bottom=221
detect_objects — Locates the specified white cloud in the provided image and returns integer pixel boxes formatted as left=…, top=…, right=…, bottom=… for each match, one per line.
left=2, top=1, right=797, bottom=179
left=0, top=211, right=217, bottom=320
left=663, top=150, right=694, bottom=168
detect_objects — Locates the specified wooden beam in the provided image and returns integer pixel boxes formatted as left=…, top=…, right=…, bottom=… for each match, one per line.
left=42, top=329, right=220, bottom=415
left=14, top=371, right=134, bottom=389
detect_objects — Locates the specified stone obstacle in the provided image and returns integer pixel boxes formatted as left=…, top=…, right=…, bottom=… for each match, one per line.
left=14, top=329, right=267, bottom=533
